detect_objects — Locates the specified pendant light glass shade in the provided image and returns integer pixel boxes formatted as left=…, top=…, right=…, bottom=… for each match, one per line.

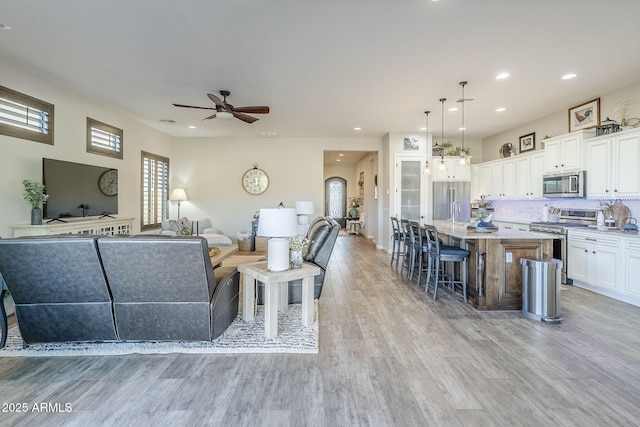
left=439, top=98, right=446, bottom=170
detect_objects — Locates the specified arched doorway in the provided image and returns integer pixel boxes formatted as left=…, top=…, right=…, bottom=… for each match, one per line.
left=325, top=176, right=347, bottom=228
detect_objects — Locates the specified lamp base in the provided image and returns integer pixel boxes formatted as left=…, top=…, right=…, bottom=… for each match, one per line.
left=267, top=237, right=290, bottom=272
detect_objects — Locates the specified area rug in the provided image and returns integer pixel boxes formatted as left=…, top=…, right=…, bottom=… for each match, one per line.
left=0, top=302, right=318, bottom=357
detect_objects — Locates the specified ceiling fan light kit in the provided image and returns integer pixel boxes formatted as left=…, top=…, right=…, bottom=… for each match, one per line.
left=173, top=90, right=269, bottom=124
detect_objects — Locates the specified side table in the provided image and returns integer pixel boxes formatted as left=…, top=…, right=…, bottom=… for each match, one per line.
left=237, top=261, right=321, bottom=339
left=346, top=217, right=361, bottom=235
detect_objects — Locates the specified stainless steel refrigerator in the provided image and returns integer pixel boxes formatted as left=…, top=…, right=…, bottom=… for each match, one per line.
left=432, top=182, right=471, bottom=222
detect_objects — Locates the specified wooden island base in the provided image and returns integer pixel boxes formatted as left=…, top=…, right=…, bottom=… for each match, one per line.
left=431, top=221, right=554, bottom=311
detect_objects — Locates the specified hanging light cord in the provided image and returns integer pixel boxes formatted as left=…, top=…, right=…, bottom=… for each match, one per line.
left=424, top=110, right=431, bottom=174
left=459, top=81, right=468, bottom=164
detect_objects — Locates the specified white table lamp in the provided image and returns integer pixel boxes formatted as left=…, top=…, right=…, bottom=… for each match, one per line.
left=169, top=188, right=188, bottom=218
left=295, top=201, right=314, bottom=235
left=257, top=208, right=299, bottom=271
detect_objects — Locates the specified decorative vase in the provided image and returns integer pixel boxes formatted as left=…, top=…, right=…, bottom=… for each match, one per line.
left=290, top=249, right=303, bottom=269
left=350, top=208, right=358, bottom=218
left=31, top=207, right=42, bottom=225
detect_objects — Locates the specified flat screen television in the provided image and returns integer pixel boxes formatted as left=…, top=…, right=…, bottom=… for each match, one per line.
left=42, top=158, right=118, bottom=220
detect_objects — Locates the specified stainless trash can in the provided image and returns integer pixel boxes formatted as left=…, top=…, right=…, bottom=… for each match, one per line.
left=520, top=258, right=562, bottom=323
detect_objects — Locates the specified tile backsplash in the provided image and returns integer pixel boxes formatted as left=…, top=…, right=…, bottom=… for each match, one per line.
left=490, top=199, right=640, bottom=223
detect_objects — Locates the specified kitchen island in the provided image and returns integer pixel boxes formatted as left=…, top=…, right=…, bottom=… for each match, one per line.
left=428, top=220, right=555, bottom=310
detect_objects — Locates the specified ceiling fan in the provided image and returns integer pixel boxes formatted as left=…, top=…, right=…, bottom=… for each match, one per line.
left=173, top=90, right=269, bottom=123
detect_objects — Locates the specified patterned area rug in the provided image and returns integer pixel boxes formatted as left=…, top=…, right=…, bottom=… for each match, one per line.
left=0, top=302, right=318, bottom=357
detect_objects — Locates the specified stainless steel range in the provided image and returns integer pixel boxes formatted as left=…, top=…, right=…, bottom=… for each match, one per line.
left=529, top=209, right=598, bottom=284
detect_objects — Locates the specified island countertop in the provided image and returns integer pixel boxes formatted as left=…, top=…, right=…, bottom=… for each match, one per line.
left=427, top=220, right=559, bottom=240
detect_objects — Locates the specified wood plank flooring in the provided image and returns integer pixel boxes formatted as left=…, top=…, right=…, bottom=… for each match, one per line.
left=2, top=233, right=640, bottom=426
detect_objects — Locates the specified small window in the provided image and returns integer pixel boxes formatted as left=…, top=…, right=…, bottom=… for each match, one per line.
left=87, top=117, right=123, bottom=159
left=140, top=151, right=170, bottom=230
left=0, top=85, right=54, bottom=145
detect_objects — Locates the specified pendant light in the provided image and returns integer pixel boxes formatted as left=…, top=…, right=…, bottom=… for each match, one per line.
left=424, top=110, right=431, bottom=175
left=438, top=98, right=446, bottom=170
left=457, top=81, right=473, bottom=165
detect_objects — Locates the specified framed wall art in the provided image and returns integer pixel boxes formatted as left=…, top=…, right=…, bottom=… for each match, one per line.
left=519, top=132, right=535, bottom=153
left=403, top=137, right=419, bottom=150
left=568, top=98, right=600, bottom=132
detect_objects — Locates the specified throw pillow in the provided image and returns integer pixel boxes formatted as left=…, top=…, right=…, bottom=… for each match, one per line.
left=168, top=217, right=192, bottom=236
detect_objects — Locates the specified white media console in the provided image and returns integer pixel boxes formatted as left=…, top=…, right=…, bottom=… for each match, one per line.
left=12, top=217, right=135, bottom=237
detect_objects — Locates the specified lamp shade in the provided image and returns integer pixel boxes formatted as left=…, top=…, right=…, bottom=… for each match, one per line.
left=169, top=188, right=188, bottom=201
left=257, top=208, right=298, bottom=237
left=295, top=201, right=314, bottom=215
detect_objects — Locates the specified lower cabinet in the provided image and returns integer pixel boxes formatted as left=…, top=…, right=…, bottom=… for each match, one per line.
left=568, top=229, right=640, bottom=307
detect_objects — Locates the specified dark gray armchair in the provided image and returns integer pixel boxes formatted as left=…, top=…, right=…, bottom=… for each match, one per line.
left=97, top=235, right=239, bottom=341
left=0, top=236, right=118, bottom=345
left=258, top=217, right=340, bottom=304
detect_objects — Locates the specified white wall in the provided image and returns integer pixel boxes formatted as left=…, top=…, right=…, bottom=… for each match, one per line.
left=169, top=136, right=382, bottom=243
left=0, top=62, right=173, bottom=238
left=482, top=81, right=640, bottom=162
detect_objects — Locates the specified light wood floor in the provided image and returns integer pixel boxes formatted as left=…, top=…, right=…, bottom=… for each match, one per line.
left=2, top=234, right=640, bottom=426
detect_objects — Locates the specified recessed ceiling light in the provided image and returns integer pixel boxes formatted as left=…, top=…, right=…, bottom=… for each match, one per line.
left=260, top=132, right=278, bottom=138
left=448, top=107, right=458, bottom=112
left=339, top=152, right=344, bottom=157
left=188, top=125, right=196, bottom=129
left=420, top=127, right=427, bottom=131
left=354, top=127, right=362, bottom=131
left=496, top=107, right=506, bottom=112
left=458, top=127, right=466, bottom=131
left=562, top=73, right=577, bottom=80
left=496, top=72, right=510, bottom=80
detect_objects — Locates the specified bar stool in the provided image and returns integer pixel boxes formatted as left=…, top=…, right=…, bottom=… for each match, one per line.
left=423, top=224, right=470, bottom=302
left=390, top=217, right=403, bottom=269
left=399, top=219, right=413, bottom=278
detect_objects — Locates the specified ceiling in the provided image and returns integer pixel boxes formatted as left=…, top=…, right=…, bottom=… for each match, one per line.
left=2, top=1, right=639, bottom=142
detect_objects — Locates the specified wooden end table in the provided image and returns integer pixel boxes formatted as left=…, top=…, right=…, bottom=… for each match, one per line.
left=237, top=261, right=321, bottom=339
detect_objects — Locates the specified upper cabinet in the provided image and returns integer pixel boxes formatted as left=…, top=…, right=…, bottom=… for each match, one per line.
left=543, top=130, right=594, bottom=173
left=587, top=128, right=640, bottom=199
left=432, top=156, right=471, bottom=182
left=473, top=152, right=543, bottom=200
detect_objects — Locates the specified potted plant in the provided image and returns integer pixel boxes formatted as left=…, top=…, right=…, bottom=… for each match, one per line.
left=289, top=235, right=310, bottom=268
left=22, top=179, right=49, bottom=225
left=348, top=196, right=360, bottom=218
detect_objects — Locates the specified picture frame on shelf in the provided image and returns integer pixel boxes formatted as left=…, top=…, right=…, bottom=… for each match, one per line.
left=568, top=98, right=600, bottom=132
left=519, top=132, right=535, bottom=153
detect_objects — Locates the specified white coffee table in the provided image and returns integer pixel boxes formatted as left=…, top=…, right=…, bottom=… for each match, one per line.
left=237, top=261, right=321, bottom=339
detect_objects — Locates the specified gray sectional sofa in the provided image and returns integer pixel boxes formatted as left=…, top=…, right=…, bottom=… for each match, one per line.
left=0, top=234, right=239, bottom=347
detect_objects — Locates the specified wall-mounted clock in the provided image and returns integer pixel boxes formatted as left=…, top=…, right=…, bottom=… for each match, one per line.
left=242, top=164, right=269, bottom=195
left=98, top=169, right=118, bottom=196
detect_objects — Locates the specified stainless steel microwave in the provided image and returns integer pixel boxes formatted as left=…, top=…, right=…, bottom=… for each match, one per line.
left=542, top=171, right=585, bottom=198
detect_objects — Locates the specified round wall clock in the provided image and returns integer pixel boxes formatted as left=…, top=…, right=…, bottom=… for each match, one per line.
left=98, top=169, right=118, bottom=196
left=242, top=164, right=269, bottom=195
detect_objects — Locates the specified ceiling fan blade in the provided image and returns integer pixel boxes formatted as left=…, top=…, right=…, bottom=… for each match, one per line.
left=207, top=93, right=225, bottom=107
left=233, top=112, right=259, bottom=124
left=173, top=103, right=216, bottom=110
left=203, top=113, right=217, bottom=120
left=233, top=106, right=270, bottom=114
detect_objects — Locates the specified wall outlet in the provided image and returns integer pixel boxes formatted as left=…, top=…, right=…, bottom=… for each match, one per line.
left=506, top=252, right=513, bottom=263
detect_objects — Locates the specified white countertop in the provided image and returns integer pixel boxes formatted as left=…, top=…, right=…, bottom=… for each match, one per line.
left=427, top=220, right=557, bottom=240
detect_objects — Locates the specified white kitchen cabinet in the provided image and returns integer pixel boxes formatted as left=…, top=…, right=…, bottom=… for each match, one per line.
left=568, top=230, right=622, bottom=295
left=474, top=163, right=491, bottom=199
left=487, top=159, right=515, bottom=199
left=543, top=130, right=594, bottom=173
left=625, top=239, right=640, bottom=300
left=514, top=152, right=544, bottom=198
left=587, top=128, right=640, bottom=199
left=432, top=156, right=471, bottom=182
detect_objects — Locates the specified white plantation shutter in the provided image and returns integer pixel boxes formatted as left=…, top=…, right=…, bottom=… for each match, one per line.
left=141, top=152, right=169, bottom=229
left=0, top=85, right=54, bottom=145
left=87, top=117, right=123, bottom=159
